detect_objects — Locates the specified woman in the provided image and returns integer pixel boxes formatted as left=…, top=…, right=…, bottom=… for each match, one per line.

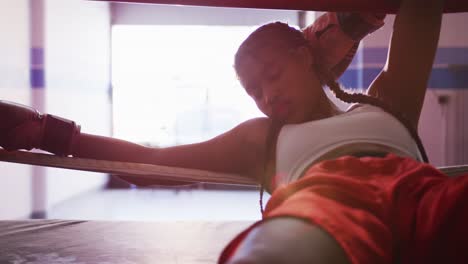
left=218, top=0, right=462, bottom=263
left=2, top=0, right=467, bottom=263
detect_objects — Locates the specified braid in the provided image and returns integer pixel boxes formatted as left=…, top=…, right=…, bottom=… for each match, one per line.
left=260, top=178, right=265, bottom=215
left=325, top=77, right=429, bottom=163
left=260, top=120, right=282, bottom=215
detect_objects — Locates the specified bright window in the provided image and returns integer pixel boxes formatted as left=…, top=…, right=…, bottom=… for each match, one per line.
left=112, top=25, right=265, bottom=147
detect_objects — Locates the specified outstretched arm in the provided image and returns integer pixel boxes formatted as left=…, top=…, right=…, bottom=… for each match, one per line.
left=72, top=118, right=269, bottom=177
left=367, top=0, right=444, bottom=129
left=71, top=117, right=271, bottom=185
left=0, top=100, right=270, bottom=186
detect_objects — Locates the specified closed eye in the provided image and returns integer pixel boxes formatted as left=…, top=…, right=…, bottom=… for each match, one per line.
left=242, top=78, right=262, bottom=101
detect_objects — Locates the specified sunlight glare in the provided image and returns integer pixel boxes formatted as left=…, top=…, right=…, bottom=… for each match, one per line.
left=112, top=25, right=265, bottom=146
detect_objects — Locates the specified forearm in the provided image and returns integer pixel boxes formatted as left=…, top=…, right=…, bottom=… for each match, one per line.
left=71, top=131, right=255, bottom=175
left=390, top=0, right=444, bottom=74
left=71, top=133, right=158, bottom=165
left=384, top=0, right=443, bottom=125
left=71, top=133, right=209, bottom=187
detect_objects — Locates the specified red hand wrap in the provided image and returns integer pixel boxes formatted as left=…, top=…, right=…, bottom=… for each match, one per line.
left=303, top=12, right=385, bottom=79
left=40, top=114, right=81, bottom=156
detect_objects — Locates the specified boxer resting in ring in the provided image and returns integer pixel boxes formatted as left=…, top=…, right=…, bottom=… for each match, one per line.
left=2, top=0, right=468, bottom=263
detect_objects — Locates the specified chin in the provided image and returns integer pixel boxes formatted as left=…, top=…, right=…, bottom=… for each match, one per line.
left=269, top=111, right=306, bottom=124
left=288, top=118, right=306, bottom=124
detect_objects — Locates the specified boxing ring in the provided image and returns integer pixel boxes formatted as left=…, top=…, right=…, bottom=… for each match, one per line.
left=0, top=149, right=259, bottom=263
left=1, top=1, right=468, bottom=263
left=0, top=219, right=253, bottom=263
left=1, top=149, right=467, bottom=183
left=93, top=0, right=468, bottom=13
left=1, top=151, right=468, bottom=263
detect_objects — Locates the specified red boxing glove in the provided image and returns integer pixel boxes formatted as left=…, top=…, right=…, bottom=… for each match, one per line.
left=0, top=100, right=80, bottom=156
left=303, top=12, right=386, bottom=79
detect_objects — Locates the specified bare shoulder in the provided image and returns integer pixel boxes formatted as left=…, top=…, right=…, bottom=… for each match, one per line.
left=231, top=117, right=273, bottom=179
left=233, top=117, right=273, bottom=164
left=236, top=117, right=272, bottom=145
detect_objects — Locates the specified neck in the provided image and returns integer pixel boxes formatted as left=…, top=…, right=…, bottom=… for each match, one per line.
left=329, top=100, right=344, bottom=116
left=312, top=98, right=343, bottom=120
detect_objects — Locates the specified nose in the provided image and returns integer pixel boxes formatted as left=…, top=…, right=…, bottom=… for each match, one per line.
left=264, top=93, right=279, bottom=106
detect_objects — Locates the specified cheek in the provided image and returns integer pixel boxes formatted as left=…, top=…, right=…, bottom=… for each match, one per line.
left=288, top=64, right=321, bottom=97
left=283, top=62, right=310, bottom=85
left=286, top=72, right=323, bottom=119
left=282, top=70, right=312, bottom=98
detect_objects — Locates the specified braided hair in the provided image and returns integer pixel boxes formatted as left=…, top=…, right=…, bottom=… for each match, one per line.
left=235, top=22, right=429, bottom=214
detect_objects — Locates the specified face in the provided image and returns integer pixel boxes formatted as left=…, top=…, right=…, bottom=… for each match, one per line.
left=237, top=46, right=327, bottom=124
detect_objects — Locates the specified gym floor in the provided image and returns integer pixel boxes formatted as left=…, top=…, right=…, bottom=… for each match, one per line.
left=47, top=187, right=267, bottom=221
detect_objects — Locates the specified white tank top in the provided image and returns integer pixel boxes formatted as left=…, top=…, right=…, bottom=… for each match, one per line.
left=275, top=104, right=423, bottom=185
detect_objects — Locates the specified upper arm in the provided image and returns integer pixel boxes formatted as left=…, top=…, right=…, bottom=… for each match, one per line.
left=367, top=0, right=444, bottom=129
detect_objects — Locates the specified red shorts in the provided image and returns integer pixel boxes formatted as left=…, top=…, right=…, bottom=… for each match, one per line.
left=218, top=154, right=468, bottom=264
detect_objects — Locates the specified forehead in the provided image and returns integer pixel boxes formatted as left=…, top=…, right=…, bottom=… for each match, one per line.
left=237, top=46, right=286, bottom=80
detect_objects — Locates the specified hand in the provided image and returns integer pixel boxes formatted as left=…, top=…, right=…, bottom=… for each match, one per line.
left=0, top=100, right=80, bottom=156
left=303, top=12, right=386, bottom=79
left=336, top=12, right=386, bottom=41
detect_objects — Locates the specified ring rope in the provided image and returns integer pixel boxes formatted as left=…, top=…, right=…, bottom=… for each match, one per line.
left=1, top=149, right=467, bottom=184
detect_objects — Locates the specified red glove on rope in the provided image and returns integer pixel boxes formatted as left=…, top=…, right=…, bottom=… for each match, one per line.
left=303, top=12, right=386, bottom=79
left=0, top=100, right=80, bottom=156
